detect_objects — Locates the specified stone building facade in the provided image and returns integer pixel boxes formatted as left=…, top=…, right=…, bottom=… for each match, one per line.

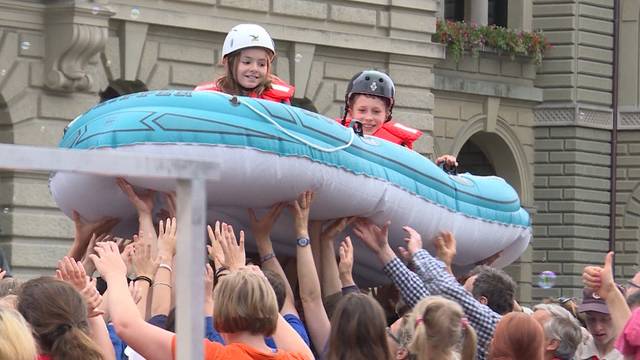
left=0, top=0, right=638, bottom=305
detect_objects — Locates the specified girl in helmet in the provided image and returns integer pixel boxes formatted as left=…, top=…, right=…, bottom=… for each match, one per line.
left=341, top=70, right=457, bottom=166
left=195, top=24, right=295, bottom=104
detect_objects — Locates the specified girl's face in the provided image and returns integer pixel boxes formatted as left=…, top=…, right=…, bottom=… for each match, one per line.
left=349, top=95, right=388, bottom=135
left=234, top=48, right=270, bottom=90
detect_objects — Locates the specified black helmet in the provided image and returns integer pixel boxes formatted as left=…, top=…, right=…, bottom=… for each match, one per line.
left=342, top=70, right=395, bottom=124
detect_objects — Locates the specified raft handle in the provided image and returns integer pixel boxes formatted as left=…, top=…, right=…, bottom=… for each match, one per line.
left=349, top=120, right=364, bottom=137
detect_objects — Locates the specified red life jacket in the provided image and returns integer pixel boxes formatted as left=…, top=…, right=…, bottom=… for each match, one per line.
left=341, top=118, right=423, bottom=149
left=193, top=76, right=295, bottom=104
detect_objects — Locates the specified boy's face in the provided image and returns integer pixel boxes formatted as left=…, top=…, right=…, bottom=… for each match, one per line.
left=584, top=311, right=614, bottom=347
left=349, top=95, right=388, bottom=135
left=234, top=48, right=269, bottom=90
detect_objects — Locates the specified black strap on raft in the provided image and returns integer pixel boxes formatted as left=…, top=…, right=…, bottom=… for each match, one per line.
left=440, top=162, right=458, bottom=175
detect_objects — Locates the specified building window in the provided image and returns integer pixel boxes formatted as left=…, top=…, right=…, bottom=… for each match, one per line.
left=444, top=0, right=464, bottom=22
left=488, top=0, right=508, bottom=27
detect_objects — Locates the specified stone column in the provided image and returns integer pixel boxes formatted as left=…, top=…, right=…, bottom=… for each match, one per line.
left=470, top=0, right=488, bottom=26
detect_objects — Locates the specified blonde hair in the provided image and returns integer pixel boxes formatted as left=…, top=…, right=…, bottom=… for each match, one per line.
left=213, top=270, right=278, bottom=336
left=0, top=307, right=37, bottom=360
left=408, top=296, right=477, bottom=360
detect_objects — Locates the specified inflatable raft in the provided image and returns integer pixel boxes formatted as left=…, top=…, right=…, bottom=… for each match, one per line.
left=50, top=90, right=531, bottom=285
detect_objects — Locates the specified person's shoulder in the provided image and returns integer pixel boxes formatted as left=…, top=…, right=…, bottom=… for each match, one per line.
left=274, top=350, right=310, bottom=360
left=382, top=121, right=423, bottom=141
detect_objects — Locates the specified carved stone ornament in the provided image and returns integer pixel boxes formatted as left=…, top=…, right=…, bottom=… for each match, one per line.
left=44, top=1, right=114, bottom=92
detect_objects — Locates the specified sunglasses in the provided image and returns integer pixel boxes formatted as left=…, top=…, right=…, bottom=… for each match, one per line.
left=556, top=297, right=576, bottom=305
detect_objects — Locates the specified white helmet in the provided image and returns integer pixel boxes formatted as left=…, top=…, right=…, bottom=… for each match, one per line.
left=221, top=24, right=275, bottom=59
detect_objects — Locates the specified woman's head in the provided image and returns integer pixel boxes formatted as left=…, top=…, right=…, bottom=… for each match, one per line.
left=219, top=24, right=275, bottom=94
left=327, top=292, right=391, bottom=360
left=406, top=296, right=477, bottom=360
left=16, top=277, right=103, bottom=360
left=213, top=269, right=279, bottom=336
left=489, top=312, right=544, bottom=360
left=343, top=70, right=395, bottom=134
left=0, top=307, right=37, bottom=360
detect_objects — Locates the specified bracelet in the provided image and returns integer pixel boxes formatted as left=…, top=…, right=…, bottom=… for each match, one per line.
left=133, top=275, right=153, bottom=287
left=153, top=282, right=172, bottom=288
left=158, top=263, right=173, bottom=273
left=260, top=253, right=276, bottom=263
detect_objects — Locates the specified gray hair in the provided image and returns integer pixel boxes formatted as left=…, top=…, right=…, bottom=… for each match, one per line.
left=533, top=303, right=582, bottom=360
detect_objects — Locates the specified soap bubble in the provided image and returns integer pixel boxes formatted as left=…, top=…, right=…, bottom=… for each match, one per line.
left=537, top=270, right=557, bottom=289
left=294, top=53, right=303, bottom=63
left=40, top=126, right=46, bottom=133
left=20, top=41, right=31, bottom=51
left=130, top=7, right=140, bottom=19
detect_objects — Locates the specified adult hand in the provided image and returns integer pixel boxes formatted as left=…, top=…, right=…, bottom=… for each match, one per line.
left=81, top=278, right=104, bottom=318
left=81, top=233, right=111, bottom=276
left=288, top=191, right=314, bottom=238
left=116, top=178, right=155, bottom=217
left=338, top=236, right=354, bottom=281
left=399, top=226, right=423, bottom=257
left=207, top=224, right=225, bottom=267
left=583, top=252, right=617, bottom=300
left=157, top=217, right=177, bottom=258
left=90, top=242, right=128, bottom=282
left=435, top=155, right=458, bottom=168
left=213, top=221, right=246, bottom=271
left=56, top=256, right=88, bottom=291
left=321, top=217, right=356, bottom=241
left=71, top=210, right=119, bottom=259
left=434, top=231, right=456, bottom=265
left=352, top=218, right=391, bottom=255
left=248, top=203, right=285, bottom=242
left=132, top=242, right=159, bottom=278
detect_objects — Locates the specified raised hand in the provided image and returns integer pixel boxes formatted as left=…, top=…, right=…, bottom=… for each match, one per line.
left=70, top=210, right=119, bottom=260
left=321, top=217, right=356, bottom=241
left=338, top=236, right=355, bottom=284
left=248, top=203, right=286, bottom=241
left=352, top=218, right=390, bottom=255
left=212, top=221, right=245, bottom=271
left=90, top=242, right=128, bottom=282
left=132, top=242, right=159, bottom=278
left=81, top=278, right=104, bottom=318
left=157, top=192, right=177, bottom=220
left=288, top=191, right=314, bottom=238
left=583, top=252, right=616, bottom=300
left=116, top=178, right=155, bottom=216
left=56, top=256, right=89, bottom=291
left=157, top=218, right=177, bottom=258
left=207, top=224, right=225, bottom=267
left=435, top=154, right=458, bottom=168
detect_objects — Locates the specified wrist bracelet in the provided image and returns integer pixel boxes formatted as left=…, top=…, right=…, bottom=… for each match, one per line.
left=153, top=282, right=172, bottom=288
left=260, top=253, right=276, bottom=263
left=158, top=263, right=173, bottom=272
left=133, top=275, right=153, bottom=287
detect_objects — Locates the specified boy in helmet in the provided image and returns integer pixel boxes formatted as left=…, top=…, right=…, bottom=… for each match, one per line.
left=195, top=24, right=295, bottom=104
left=342, top=70, right=457, bottom=166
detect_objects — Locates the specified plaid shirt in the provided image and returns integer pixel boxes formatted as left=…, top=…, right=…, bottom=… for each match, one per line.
left=382, top=249, right=500, bottom=360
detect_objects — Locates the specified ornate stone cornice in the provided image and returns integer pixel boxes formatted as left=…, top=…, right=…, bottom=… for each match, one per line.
left=43, top=1, right=113, bottom=92
left=534, top=104, right=613, bottom=129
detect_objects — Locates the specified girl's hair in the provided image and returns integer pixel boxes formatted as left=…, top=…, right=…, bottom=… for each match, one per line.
left=213, top=269, right=279, bottom=336
left=489, top=312, right=544, bottom=360
left=406, top=296, right=477, bottom=360
left=216, top=49, right=274, bottom=96
left=0, top=307, right=38, bottom=360
left=327, top=292, right=392, bottom=360
left=16, top=277, right=103, bottom=360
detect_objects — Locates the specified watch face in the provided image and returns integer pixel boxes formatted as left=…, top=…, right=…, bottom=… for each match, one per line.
left=297, top=237, right=310, bottom=247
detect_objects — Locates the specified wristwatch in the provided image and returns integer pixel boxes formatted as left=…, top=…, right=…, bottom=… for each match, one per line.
left=296, top=237, right=310, bottom=247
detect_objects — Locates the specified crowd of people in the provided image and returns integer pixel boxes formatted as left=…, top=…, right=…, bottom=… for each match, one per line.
left=1, top=23, right=638, bottom=360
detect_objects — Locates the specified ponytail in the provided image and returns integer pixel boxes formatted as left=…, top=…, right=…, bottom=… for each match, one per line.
left=48, top=325, right=103, bottom=360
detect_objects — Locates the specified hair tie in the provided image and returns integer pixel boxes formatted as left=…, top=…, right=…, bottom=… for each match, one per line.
left=460, top=317, right=469, bottom=328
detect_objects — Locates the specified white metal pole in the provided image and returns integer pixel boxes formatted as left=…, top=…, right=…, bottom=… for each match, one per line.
left=175, top=178, right=207, bottom=360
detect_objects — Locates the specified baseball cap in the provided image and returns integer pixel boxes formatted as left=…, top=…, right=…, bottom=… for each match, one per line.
left=578, top=285, right=625, bottom=314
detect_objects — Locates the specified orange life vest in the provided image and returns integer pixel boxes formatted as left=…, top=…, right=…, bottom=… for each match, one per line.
left=341, top=118, right=423, bottom=149
left=194, top=76, right=295, bottom=104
